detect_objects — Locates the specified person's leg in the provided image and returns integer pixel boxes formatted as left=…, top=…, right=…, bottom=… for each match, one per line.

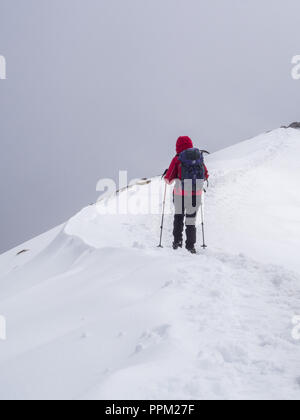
left=185, top=195, right=201, bottom=251
left=173, top=194, right=185, bottom=248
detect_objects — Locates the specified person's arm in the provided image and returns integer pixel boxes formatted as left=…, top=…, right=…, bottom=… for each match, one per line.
left=164, top=156, right=178, bottom=184
left=204, top=164, right=209, bottom=180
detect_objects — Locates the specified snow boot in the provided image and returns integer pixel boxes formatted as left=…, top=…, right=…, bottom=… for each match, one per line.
left=173, top=241, right=183, bottom=250
left=186, top=246, right=197, bottom=254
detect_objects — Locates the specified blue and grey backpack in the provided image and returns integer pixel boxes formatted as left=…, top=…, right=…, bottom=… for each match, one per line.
left=179, top=148, right=205, bottom=191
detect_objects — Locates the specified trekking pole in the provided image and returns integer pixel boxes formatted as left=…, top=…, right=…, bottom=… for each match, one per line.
left=200, top=192, right=207, bottom=249
left=158, top=182, right=167, bottom=248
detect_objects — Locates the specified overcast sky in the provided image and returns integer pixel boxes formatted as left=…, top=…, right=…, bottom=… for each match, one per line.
left=0, top=0, right=299, bottom=253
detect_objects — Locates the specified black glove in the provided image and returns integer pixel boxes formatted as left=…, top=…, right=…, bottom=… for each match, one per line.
left=162, top=169, right=168, bottom=179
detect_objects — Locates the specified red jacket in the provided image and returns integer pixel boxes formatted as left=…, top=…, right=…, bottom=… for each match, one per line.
left=165, top=136, right=209, bottom=196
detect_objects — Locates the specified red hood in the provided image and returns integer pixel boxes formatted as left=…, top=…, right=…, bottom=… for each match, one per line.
left=176, top=136, right=193, bottom=154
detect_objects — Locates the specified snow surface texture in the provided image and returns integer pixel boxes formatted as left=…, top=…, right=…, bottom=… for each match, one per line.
left=0, top=128, right=300, bottom=400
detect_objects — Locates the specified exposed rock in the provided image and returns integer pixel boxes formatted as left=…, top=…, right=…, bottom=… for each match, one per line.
left=16, top=249, right=29, bottom=256
left=281, top=122, right=300, bottom=129
left=289, top=122, right=300, bottom=129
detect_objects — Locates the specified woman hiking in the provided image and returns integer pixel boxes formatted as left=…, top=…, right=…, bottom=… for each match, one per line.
left=164, top=136, right=209, bottom=254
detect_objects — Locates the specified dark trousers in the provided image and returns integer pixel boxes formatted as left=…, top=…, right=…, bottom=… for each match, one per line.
left=173, top=194, right=201, bottom=249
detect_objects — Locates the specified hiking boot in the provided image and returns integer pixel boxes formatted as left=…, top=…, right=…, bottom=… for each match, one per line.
left=173, top=241, right=183, bottom=250
left=186, top=246, right=197, bottom=254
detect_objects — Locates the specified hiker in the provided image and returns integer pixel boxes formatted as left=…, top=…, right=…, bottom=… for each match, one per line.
left=164, top=136, right=209, bottom=254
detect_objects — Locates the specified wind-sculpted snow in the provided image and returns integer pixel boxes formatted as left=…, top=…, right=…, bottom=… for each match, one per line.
left=206, top=128, right=300, bottom=272
left=0, top=128, right=300, bottom=400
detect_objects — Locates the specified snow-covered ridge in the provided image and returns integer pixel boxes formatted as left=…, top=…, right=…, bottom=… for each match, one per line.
left=64, top=128, right=300, bottom=270
left=0, top=128, right=300, bottom=400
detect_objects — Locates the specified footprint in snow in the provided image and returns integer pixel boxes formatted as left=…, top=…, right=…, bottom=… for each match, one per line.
left=134, top=324, right=171, bottom=354
left=162, top=280, right=173, bottom=289
left=132, top=241, right=145, bottom=249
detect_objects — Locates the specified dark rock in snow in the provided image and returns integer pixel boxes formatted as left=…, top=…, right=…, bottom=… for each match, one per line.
left=16, top=249, right=29, bottom=256
left=289, top=122, right=300, bottom=129
left=281, top=122, right=300, bottom=129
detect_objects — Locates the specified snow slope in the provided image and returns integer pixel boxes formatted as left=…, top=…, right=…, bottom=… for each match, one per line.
left=0, top=128, right=300, bottom=400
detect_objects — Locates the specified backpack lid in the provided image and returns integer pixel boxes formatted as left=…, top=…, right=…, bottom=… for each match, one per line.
left=179, top=148, right=202, bottom=162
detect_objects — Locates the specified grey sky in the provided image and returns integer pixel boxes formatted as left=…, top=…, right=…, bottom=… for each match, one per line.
left=0, top=0, right=299, bottom=253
